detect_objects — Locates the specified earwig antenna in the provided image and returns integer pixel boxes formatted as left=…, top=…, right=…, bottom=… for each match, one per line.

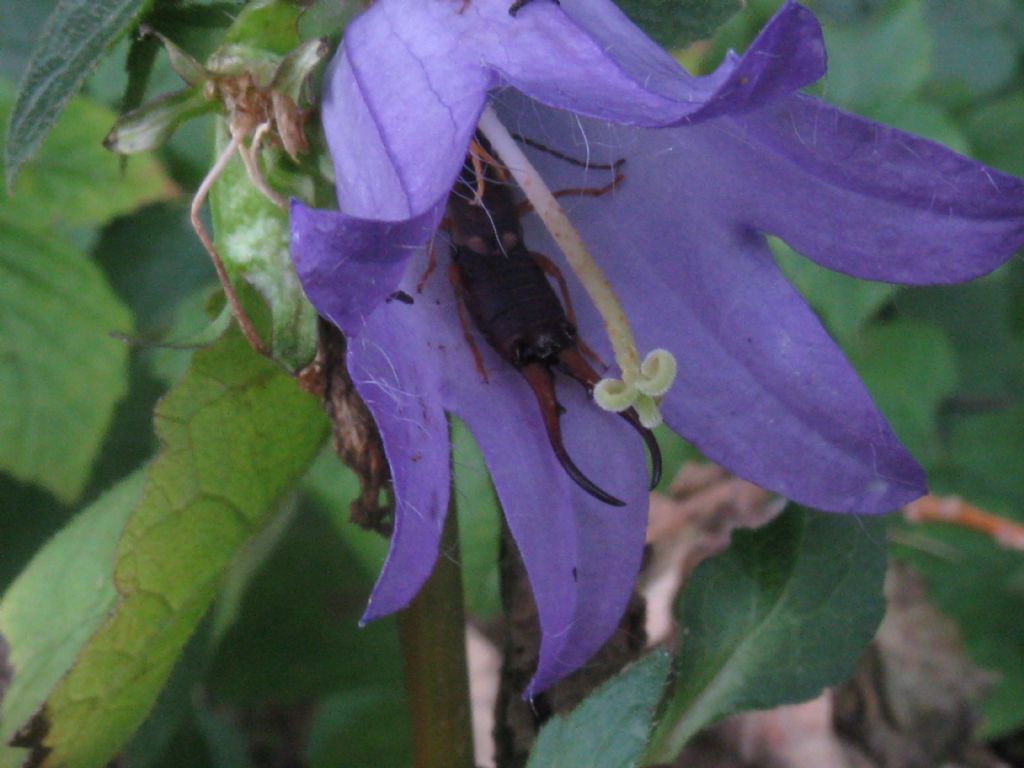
left=512, top=133, right=625, bottom=172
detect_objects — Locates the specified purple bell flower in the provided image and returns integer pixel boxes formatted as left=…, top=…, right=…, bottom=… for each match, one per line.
left=289, top=0, right=1024, bottom=693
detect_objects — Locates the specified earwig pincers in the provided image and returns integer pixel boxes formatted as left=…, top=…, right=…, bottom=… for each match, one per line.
left=441, top=134, right=661, bottom=506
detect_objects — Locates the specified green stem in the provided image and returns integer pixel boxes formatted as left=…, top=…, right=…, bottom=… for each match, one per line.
left=398, top=503, right=475, bottom=768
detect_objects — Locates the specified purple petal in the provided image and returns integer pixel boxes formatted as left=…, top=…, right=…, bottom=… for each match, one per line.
left=326, top=8, right=491, bottom=218
left=324, top=0, right=826, bottom=222
left=350, top=301, right=451, bottom=623
left=550, top=0, right=826, bottom=122
left=289, top=200, right=442, bottom=335
left=503, top=103, right=928, bottom=512
left=731, top=95, right=1024, bottom=283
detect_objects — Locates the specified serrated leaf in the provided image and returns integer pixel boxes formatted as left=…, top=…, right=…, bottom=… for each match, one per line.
left=527, top=651, right=670, bottom=768
left=615, top=0, right=742, bottom=49
left=647, top=506, right=887, bottom=760
left=0, top=211, right=132, bottom=502
left=10, top=331, right=327, bottom=768
left=0, top=1, right=57, bottom=83
left=846, top=321, right=958, bottom=468
left=2, top=83, right=175, bottom=229
left=5, top=0, right=153, bottom=187
left=0, top=473, right=145, bottom=768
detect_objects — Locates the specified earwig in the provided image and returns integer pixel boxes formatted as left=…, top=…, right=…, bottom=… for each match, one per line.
left=442, top=133, right=661, bottom=506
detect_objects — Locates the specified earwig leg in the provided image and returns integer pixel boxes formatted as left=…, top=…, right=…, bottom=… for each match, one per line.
left=190, top=130, right=268, bottom=356
left=448, top=264, right=490, bottom=383
left=557, top=347, right=662, bottom=489
left=515, top=172, right=625, bottom=217
left=519, top=363, right=626, bottom=507
left=470, top=135, right=509, bottom=183
left=530, top=251, right=575, bottom=319
left=416, top=238, right=440, bottom=293
left=530, top=251, right=606, bottom=369
left=469, top=142, right=487, bottom=204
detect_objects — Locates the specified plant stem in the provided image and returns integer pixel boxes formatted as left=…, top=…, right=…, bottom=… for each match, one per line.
left=398, top=504, right=475, bottom=768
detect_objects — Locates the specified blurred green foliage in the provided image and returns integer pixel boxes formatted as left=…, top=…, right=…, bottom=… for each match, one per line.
left=1, top=0, right=1023, bottom=764
left=714, top=0, right=1024, bottom=738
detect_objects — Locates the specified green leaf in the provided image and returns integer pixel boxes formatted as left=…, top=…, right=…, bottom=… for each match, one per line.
left=821, top=3, right=932, bottom=109
left=452, top=417, right=501, bottom=619
left=647, top=506, right=887, bottom=760
left=209, top=119, right=317, bottom=371
left=0, top=208, right=133, bottom=502
left=897, top=270, right=1024, bottom=400
left=206, top=495, right=403, bottom=706
left=0, top=472, right=144, bottom=768
left=8, top=331, right=327, bottom=768
left=925, top=0, right=1021, bottom=98
left=2, top=83, right=174, bottom=230
left=966, top=93, right=1024, bottom=177
left=527, top=651, right=671, bottom=768
left=0, top=0, right=57, bottom=83
left=846, top=321, right=959, bottom=468
left=307, top=688, right=411, bottom=768
left=5, top=0, right=153, bottom=188
left=614, top=0, right=742, bottom=49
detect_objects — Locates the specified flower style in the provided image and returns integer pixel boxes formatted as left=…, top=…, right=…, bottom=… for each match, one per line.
left=289, top=0, right=1024, bottom=693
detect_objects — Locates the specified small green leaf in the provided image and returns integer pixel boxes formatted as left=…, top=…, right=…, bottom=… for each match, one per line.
left=647, top=507, right=886, bottom=760
left=11, top=331, right=327, bottom=768
left=527, top=651, right=671, bottom=768
left=0, top=472, right=145, bottom=767
left=846, top=321, right=958, bottom=468
left=615, top=0, right=742, bottom=49
left=2, top=83, right=175, bottom=230
left=5, top=0, right=153, bottom=188
left=209, top=119, right=317, bottom=370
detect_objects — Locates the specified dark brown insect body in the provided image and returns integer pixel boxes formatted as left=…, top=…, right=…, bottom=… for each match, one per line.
left=444, top=136, right=661, bottom=506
